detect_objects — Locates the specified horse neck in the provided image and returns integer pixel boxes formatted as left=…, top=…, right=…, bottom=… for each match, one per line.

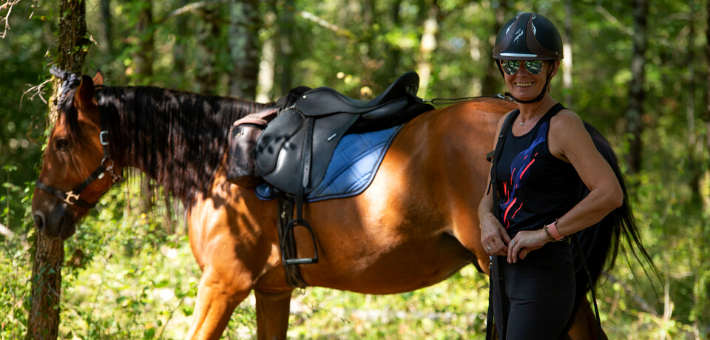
left=99, top=86, right=272, bottom=203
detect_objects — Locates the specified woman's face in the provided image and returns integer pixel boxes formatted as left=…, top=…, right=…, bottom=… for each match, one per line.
left=501, top=60, right=560, bottom=102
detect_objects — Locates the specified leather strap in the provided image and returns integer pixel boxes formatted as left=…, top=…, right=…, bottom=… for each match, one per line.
left=485, top=110, right=518, bottom=340
left=276, top=195, right=309, bottom=288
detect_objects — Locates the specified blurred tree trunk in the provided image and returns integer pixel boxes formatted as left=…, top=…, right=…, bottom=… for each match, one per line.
left=562, top=0, right=573, bottom=106
left=26, top=0, right=89, bottom=338
left=625, top=0, right=647, bottom=175
left=686, top=8, right=701, bottom=204
left=416, top=0, right=440, bottom=98
left=482, top=2, right=507, bottom=95
left=195, top=8, right=220, bottom=94
left=133, top=0, right=154, bottom=84
left=228, top=0, right=260, bottom=99
left=132, top=0, right=155, bottom=212
left=277, top=0, right=295, bottom=97
left=256, top=19, right=276, bottom=103
left=100, top=0, right=112, bottom=56
left=173, top=0, right=189, bottom=88
left=361, top=0, right=376, bottom=93
left=385, top=0, right=402, bottom=78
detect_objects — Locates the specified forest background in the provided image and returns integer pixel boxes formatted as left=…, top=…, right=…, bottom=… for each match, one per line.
left=1, top=0, right=709, bottom=339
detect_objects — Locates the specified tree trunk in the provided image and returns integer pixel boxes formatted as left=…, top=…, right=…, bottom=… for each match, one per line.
left=195, top=8, right=220, bottom=94
left=706, top=0, right=710, bottom=153
left=133, top=0, right=154, bottom=85
left=100, top=0, right=112, bottom=55
left=686, top=7, right=701, bottom=204
left=132, top=0, right=155, bottom=211
left=228, top=0, right=260, bottom=100
left=26, top=236, right=65, bottom=340
left=277, top=0, right=295, bottom=97
left=482, top=2, right=507, bottom=95
left=385, top=0, right=402, bottom=78
left=416, top=0, right=440, bottom=98
left=562, top=0, right=573, bottom=106
left=256, top=30, right=276, bottom=103
left=173, top=0, right=189, bottom=85
left=26, top=0, right=88, bottom=338
left=625, top=0, right=647, bottom=175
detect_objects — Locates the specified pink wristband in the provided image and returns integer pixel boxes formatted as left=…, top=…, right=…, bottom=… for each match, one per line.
left=546, top=220, right=564, bottom=241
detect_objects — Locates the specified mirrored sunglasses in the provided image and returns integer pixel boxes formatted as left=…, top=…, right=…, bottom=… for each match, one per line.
left=500, top=60, right=544, bottom=75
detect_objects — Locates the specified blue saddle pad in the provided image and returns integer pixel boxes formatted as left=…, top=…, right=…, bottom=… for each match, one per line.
left=255, top=124, right=404, bottom=202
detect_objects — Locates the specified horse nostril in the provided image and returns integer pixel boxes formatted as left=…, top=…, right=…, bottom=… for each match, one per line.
left=33, top=213, right=45, bottom=230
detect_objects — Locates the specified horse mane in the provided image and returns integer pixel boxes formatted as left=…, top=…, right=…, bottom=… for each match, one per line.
left=91, top=86, right=273, bottom=205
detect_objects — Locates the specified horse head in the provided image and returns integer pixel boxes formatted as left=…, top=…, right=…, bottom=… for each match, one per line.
left=32, top=70, right=120, bottom=240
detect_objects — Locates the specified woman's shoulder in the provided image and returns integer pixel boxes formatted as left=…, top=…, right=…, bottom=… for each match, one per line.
left=550, top=108, right=584, bottom=131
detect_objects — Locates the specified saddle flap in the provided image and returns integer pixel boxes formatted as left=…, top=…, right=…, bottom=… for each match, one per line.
left=254, top=108, right=304, bottom=177
left=255, top=110, right=359, bottom=196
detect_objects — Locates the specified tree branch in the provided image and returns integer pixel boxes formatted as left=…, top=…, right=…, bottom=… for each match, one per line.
left=160, top=1, right=355, bottom=40
left=297, top=10, right=355, bottom=39
left=0, top=0, right=21, bottom=39
left=0, top=222, right=13, bottom=238
left=20, top=78, right=52, bottom=108
left=596, top=5, right=633, bottom=35
left=605, top=273, right=659, bottom=316
left=160, top=0, right=232, bottom=23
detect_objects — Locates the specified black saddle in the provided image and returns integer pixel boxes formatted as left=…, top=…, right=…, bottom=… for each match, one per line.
left=255, top=71, right=425, bottom=196
left=253, top=71, right=432, bottom=266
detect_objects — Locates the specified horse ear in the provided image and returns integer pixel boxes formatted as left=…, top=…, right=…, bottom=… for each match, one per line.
left=74, top=75, right=96, bottom=112
left=92, top=70, right=104, bottom=86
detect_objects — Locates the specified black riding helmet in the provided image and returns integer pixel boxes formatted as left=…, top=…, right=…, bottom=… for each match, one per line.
left=493, top=12, right=563, bottom=103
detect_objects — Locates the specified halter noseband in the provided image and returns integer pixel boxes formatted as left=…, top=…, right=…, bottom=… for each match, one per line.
left=35, top=67, right=122, bottom=210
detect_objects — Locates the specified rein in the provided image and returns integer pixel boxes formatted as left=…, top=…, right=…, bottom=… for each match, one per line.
left=421, top=93, right=517, bottom=105
left=35, top=67, right=122, bottom=210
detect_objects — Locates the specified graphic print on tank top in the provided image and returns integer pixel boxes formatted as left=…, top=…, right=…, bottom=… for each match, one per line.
left=499, top=122, right=549, bottom=228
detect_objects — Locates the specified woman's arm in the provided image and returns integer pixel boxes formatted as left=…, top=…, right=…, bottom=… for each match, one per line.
left=507, top=110, right=623, bottom=263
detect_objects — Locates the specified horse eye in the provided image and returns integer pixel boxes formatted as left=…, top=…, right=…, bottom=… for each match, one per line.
left=55, top=139, right=69, bottom=151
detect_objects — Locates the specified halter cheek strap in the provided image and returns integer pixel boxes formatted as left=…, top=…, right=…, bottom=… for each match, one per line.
left=35, top=92, right=122, bottom=209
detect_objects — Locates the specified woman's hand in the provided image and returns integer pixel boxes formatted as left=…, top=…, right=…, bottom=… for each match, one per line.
left=480, top=214, right=511, bottom=256
left=507, top=229, right=549, bottom=263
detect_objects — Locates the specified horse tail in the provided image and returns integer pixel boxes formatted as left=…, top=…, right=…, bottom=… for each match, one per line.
left=574, top=122, right=658, bottom=295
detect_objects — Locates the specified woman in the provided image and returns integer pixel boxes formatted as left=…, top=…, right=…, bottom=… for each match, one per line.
left=478, top=12, right=623, bottom=339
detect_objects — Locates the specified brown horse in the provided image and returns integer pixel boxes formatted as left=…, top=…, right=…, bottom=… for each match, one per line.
left=32, top=71, right=643, bottom=339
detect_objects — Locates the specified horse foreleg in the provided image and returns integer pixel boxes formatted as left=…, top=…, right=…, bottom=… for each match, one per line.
left=255, top=289, right=292, bottom=340
left=564, top=296, right=608, bottom=340
left=185, top=269, right=252, bottom=340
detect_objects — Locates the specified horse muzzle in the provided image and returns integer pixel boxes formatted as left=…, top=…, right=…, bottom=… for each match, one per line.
left=32, top=202, right=77, bottom=240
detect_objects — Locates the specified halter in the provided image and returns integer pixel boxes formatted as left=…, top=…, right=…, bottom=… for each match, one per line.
left=35, top=67, right=122, bottom=209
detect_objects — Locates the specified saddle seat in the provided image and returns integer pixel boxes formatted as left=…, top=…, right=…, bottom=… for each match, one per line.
left=294, top=70, right=420, bottom=118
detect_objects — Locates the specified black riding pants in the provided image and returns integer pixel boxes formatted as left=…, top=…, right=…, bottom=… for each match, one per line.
left=491, top=240, right=576, bottom=340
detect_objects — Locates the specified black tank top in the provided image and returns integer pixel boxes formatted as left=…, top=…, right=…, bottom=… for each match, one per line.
left=495, top=103, right=585, bottom=237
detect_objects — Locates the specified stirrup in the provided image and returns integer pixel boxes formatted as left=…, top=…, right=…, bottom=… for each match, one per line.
left=281, top=219, right=319, bottom=265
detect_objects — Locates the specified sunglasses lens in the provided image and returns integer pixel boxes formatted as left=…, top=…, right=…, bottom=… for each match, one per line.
left=501, top=60, right=519, bottom=75
left=525, top=60, right=543, bottom=75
